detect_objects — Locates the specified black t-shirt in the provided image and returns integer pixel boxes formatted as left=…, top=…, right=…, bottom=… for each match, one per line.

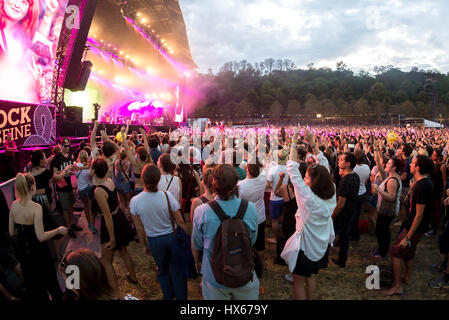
left=402, top=157, right=412, bottom=188
left=335, top=172, right=360, bottom=224
left=51, top=153, right=73, bottom=192
left=431, top=163, right=444, bottom=199
left=405, top=178, right=434, bottom=234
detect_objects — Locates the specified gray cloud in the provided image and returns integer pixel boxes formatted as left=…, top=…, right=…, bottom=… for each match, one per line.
left=180, top=0, right=449, bottom=74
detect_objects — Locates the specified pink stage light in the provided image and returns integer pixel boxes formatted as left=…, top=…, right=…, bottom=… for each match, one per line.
left=124, top=17, right=187, bottom=73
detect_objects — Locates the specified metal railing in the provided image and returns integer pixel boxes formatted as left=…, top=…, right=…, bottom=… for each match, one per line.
left=0, top=177, right=16, bottom=209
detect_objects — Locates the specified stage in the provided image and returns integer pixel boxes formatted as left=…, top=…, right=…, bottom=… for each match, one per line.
left=60, top=121, right=176, bottom=138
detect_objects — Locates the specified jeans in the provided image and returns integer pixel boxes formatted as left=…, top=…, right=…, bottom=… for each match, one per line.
left=350, top=193, right=367, bottom=241
left=334, top=220, right=352, bottom=268
left=148, top=233, right=187, bottom=300
left=376, top=215, right=394, bottom=257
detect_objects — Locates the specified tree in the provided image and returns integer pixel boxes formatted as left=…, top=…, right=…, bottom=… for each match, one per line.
left=303, top=94, right=318, bottom=116
left=285, top=99, right=301, bottom=116
left=394, top=89, right=408, bottom=104
left=320, top=98, right=337, bottom=116
left=353, top=98, right=371, bottom=116
left=336, top=61, right=348, bottom=72
left=269, top=100, right=283, bottom=119
left=246, top=88, right=258, bottom=104
left=368, top=82, right=390, bottom=103
left=264, top=58, right=275, bottom=74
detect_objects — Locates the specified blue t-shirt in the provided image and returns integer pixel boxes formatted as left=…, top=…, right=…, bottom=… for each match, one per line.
left=192, top=196, right=258, bottom=289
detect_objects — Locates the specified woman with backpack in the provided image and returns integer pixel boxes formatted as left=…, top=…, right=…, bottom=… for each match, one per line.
left=192, top=164, right=259, bottom=300
left=282, top=126, right=336, bottom=300
left=371, top=141, right=403, bottom=259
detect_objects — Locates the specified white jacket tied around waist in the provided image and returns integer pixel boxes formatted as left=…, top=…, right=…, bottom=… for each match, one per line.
left=281, top=151, right=336, bottom=273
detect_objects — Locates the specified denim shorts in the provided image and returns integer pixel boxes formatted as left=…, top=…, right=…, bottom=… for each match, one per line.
left=134, top=188, right=144, bottom=196
left=78, top=185, right=93, bottom=199
left=116, top=181, right=132, bottom=194
left=269, top=200, right=284, bottom=220
left=367, top=194, right=378, bottom=209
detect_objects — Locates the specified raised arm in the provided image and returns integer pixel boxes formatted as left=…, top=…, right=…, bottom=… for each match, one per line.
left=122, top=139, right=137, bottom=167
left=139, top=128, right=151, bottom=161
left=290, top=126, right=300, bottom=162
left=91, top=121, right=99, bottom=157
left=274, top=171, right=287, bottom=198
left=374, top=140, right=387, bottom=181
left=286, top=159, right=314, bottom=207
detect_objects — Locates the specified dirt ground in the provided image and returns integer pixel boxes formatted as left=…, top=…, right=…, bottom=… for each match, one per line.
left=113, top=211, right=449, bottom=300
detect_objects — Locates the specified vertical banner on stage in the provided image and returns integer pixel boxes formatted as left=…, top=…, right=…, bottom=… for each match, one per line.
left=0, top=100, right=56, bottom=146
left=0, top=0, right=69, bottom=104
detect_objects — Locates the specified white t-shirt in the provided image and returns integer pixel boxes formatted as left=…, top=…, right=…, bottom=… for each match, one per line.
left=267, top=164, right=288, bottom=201
left=130, top=191, right=180, bottom=237
left=157, top=174, right=181, bottom=205
left=354, top=164, right=371, bottom=196
left=238, top=169, right=267, bottom=224
left=76, top=169, right=92, bottom=191
left=160, top=143, right=169, bottom=153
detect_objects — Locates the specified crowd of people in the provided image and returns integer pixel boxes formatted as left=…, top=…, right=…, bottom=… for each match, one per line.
left=0, top=121, right=449, bottom=300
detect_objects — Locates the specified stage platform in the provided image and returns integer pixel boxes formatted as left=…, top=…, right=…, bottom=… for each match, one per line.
left=60, top=122, right=176, bottom=138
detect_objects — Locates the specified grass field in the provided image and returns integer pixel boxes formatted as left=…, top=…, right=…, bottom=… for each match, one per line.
left=113, top=211, right=449, bottom=300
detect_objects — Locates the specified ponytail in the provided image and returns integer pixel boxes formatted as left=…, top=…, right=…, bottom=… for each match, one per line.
left=15, top=173, right=35, bottom=199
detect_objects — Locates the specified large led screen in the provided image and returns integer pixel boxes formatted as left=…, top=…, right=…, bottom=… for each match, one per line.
left=0, top=0, right=68, bottom=104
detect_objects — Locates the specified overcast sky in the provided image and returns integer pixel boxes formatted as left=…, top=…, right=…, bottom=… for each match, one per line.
left=180, top=0, right=449, bottom=74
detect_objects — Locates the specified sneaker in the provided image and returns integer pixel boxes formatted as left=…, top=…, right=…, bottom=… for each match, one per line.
left=71, top=224, right=83, bottom=232
left=266, top=238, right=277, bottom=244
left=124, top=294, right=140, bottom=300
left=331, top=258, right=345, bottom=269
left=371, top=248, right=385, bottom=260
left=430, top=263, right=445, bottom=273
left=284, top=273, right=294, bottom=284
left=425, top=229, right=436, bottom=237
left=429, top=278, right=449, bottom=289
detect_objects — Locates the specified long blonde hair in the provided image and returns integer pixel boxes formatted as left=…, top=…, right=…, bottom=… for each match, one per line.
left=15, top=172, right=35, bottom=199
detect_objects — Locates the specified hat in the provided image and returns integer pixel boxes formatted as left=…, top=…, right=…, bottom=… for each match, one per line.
left=276, top=149, right=289, bottom=165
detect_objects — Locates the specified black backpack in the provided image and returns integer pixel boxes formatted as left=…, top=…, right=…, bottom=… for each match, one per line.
left=208, top=199, right=255, bottom=288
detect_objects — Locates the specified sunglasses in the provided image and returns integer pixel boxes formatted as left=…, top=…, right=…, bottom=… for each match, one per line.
left=59, top=249, right=73, bottom=269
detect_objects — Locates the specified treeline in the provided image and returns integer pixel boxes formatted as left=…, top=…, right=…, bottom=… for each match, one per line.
left=190, top=60, right=449, bottom=122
